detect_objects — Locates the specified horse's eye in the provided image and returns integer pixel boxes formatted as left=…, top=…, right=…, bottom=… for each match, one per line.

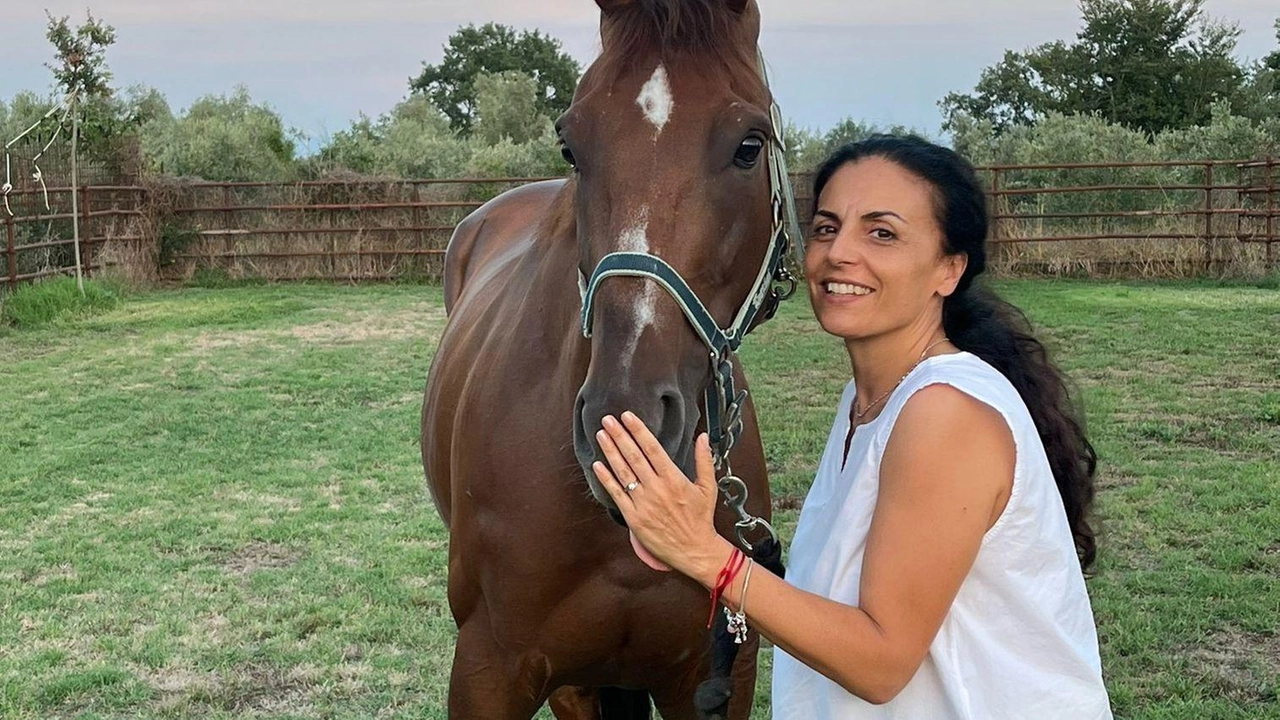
left=734, top=136, right=765, bottom=169
left=560, top=142, right=578, bottom=169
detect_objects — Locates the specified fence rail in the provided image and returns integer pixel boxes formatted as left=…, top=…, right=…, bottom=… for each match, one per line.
left=3, top=158, right=1277, bottom=291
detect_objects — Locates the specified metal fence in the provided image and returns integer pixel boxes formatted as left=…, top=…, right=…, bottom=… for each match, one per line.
left=4, top=158, right=1278, bottom=291
left=2, top=138, right=147, bottom=291
left=155, top=177, right=553, bottom=282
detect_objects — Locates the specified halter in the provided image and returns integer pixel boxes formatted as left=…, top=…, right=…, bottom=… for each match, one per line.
left=579, top=53, right=803, bottom=551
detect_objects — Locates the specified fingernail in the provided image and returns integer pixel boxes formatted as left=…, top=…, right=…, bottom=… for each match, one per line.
left=622, top=411, right=637, bottom=423
left=596, top=430, right=607, bottom=441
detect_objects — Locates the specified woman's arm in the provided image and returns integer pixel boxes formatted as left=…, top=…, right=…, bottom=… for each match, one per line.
left=595, top=384, right=1014, bottom=704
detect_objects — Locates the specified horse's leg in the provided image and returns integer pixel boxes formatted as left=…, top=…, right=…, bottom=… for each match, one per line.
left=547, top=686, right=652, bottom=719
left=650, top=631, right=760, bottom=720
left=724, top=632, right=762, bottom=720
left=448, top=613, right=549, bottom=720
left=548, top=686, right=600, bottom=720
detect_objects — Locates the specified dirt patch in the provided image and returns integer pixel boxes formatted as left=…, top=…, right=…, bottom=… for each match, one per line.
left=1184, top=628, right=1280, bottom=704
left=144, top=662, right=323, bottom=715
left=1097, top=469, right=1141, bottom=490
left=221, top=541, right=302, bottom=576
left=183, top=303, right=447, bottom=357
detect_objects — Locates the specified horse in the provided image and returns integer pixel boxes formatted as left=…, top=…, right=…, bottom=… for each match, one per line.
left=421, top=1, right=800, bottom=717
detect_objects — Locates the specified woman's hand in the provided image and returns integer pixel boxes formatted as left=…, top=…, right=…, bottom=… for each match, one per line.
left=593, top=412, right=730, bottom=583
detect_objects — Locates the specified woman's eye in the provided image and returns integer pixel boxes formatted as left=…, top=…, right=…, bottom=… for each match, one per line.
left=734, top=136, right=765, bottom=168
left=872, top=228, right=896, bottom=241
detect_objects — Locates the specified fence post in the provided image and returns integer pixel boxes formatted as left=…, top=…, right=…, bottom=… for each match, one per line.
left=81, top=184, right=93, bottom=278
left=990, top=168, right=1002, bottom=241
left=223, top=184, right=234, bottom=270
left=1267, top=156, right=1276, bottom=273
left=6, top=214, right=16, bottom=292
left=1203, top=163, right=1214, bottom=274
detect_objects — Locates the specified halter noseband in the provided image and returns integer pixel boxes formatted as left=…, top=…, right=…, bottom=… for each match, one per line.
left=579, top=54, right=802, bottom=550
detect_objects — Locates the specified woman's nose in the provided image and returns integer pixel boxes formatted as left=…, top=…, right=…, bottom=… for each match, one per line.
left=824, top=229, right=864, bottom=266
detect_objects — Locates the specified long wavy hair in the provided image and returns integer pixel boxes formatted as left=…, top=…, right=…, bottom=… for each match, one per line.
left=812, top=135, right=1100, bottom=570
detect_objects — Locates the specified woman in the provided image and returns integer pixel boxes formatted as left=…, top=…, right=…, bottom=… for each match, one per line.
left=591, top=135, right=1112, bottom=718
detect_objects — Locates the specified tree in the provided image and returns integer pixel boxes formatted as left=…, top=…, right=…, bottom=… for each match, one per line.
left=312, top=94, right=564, bottom=180
left=141, top=87, right=298, bottom=182
left=1266, top=18, right=1280, bottom=72
left=1236, top=18, right=1280, bottom=126
left=473, top=71, right=545, bottom=145
left=45, top=10, right=115, bottom=102
left=941, top=0, right=1246, bottom=135
left=785, top=118, right=920, bottom=172
left=410, top=23, right=580, bottom=135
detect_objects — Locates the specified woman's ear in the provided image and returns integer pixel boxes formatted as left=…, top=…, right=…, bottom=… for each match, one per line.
left=939, top=253, right=968, bottom=298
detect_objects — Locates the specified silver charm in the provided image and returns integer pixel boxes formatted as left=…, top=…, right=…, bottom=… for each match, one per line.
left=725, top=607, right=748, bottom=645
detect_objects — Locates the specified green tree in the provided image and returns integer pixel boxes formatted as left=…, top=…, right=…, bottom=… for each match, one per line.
left=312, top=94, right=564, bottom=180
left=45, top=10, right=115, bottom=101
left=473, top=71, right=545, bottom=145
left=141, top=87, right=297, bottom=182
left=941, top=0, right=1246, bottom=135
left=1224, top=18, right=1280, bottom=127
left=1266, top=18, right=1280, bottom=72
left=410, top=23, right=580, bottom=135
left=785, top=118, right=920, bottom=172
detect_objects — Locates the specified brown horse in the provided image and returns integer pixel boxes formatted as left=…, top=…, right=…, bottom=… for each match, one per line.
left=422, top=1, right=798, bottom=717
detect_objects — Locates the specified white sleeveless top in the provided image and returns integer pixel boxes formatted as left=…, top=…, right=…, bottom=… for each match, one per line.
left=772, top=351, right=1112, bottom=719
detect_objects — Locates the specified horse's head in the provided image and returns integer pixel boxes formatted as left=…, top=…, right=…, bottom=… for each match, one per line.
left=568, top=0, right=781, bottom=511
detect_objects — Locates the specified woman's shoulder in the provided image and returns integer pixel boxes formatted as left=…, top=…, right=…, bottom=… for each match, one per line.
left=906, top=351, right=1026, bottom=415
left=874, top=351, right=1030, bottom=452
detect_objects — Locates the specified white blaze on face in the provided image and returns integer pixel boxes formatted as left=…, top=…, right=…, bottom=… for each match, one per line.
left=618, top=207, right=658, bottom=377
left=636, top=65, right=673, bottom=134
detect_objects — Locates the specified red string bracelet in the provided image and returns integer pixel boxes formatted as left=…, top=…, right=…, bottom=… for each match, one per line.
left=708, top=547, right=747, bottom=628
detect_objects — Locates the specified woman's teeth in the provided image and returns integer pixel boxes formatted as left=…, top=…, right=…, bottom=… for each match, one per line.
left=826, top=282, right=873, bottom=296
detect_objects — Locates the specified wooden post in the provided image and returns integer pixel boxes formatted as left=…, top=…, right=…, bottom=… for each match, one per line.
left=81, top=184, right=92, bottom=278
left=223, top=184, right=234, bottom=272
left=5, top=213, right=16, bottom=292
left=989, top=168, right=1002, bottom=241
left=415, top=183, right=425, bottom=276
left=1203, top=164, right=1214, bottom=274
left=1267, top=156, right=1276, bottom=273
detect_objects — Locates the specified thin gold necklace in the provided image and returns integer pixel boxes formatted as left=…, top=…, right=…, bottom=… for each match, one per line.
left=853, top=338, right=952, bottom=423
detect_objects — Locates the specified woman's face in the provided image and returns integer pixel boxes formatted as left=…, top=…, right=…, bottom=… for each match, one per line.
left=804, top=156, right=966, bottom=343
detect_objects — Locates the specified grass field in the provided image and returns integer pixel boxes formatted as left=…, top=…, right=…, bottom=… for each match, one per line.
left=1, top=280, right=1277, bottom=719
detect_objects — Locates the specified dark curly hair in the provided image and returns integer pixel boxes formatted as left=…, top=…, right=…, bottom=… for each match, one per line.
left=813, top=134, right=1100, bottom=570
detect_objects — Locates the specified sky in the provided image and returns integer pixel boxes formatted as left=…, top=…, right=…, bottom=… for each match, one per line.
left=1, top=0, right=1277, bottom=151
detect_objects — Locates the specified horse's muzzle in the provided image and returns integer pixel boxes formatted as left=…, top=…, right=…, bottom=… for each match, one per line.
left=573, top=385, right=696, bottom=511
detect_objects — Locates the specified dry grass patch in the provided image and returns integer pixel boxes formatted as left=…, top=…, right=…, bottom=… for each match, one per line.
left=1184, top=629, right=1280, bottom=705
left=221, top=541, right=303, bottom=576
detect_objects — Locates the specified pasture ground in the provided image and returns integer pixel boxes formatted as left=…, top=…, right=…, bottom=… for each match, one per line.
left=1, top=280, right=1277, bottom=719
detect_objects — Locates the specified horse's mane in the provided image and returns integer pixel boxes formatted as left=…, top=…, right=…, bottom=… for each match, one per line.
left=599, top=0, right=763, bottom=94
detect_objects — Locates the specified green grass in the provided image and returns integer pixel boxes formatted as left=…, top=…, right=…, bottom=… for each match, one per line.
left=1, top=280, right=1276, bottom=719
left=0, top=277, right=123, bottom=329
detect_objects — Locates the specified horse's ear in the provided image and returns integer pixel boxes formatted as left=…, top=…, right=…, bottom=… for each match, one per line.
left=595, top=0, right=634, bottom=13
left=725, top=0, right=750, bottom=13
